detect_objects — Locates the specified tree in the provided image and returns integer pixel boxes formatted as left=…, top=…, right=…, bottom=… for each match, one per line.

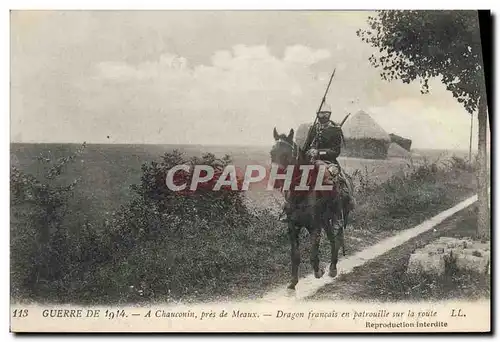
left=356, top=10, right=490, bottom=238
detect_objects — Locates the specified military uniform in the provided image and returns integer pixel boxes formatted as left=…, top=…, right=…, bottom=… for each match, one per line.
left=303, top=120, right=344, bottom=162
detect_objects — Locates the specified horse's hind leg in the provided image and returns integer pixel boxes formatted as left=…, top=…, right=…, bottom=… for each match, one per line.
left=341, top=208, right=349, bottom=256
left=287, top=222, right=300, bottom=290
left=310, top=227, right=324, bottom=278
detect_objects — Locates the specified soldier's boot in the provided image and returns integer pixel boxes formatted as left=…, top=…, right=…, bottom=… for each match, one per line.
left=279, top=196, right=293, bottom=222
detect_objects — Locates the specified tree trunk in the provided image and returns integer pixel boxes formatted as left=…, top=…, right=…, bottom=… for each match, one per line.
left=476, top=95, right=490, bottom=239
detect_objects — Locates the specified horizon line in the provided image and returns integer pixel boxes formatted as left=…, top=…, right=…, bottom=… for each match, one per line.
left=9, top=141, right=474, bottom=153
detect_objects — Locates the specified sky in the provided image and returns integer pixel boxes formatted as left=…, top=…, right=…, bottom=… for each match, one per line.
left=10, top=10, right=487, bottom=150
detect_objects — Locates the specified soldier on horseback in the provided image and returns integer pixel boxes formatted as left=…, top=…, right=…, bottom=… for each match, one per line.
left=303, top=102, right=343, bottom=166
left=279, top=102, right=355, bottom=223
left=271, top=69, right=356, bottom=288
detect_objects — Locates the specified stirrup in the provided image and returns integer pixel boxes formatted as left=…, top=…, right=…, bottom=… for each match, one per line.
left=278, top=209, right=291, bottom=223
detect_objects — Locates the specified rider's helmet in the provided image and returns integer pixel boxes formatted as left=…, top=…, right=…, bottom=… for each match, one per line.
left=317, top=102, right=332, bottom=121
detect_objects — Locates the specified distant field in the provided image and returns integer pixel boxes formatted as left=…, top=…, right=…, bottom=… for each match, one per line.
left=10, top=143, right=470, bottom=219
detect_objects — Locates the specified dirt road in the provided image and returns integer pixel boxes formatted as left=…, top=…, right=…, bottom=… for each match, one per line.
left=258, top=193, right=479, bottom=304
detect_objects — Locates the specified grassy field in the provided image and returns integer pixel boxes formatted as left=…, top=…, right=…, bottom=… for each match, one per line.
left=10, top=143, right=478, bottom=304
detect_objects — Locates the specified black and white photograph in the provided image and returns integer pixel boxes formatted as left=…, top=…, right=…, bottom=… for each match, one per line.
left=9, top=9, right=492, bottom=333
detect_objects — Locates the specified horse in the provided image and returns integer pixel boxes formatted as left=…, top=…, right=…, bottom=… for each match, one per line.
left=270, top=127, right=352, bottom=290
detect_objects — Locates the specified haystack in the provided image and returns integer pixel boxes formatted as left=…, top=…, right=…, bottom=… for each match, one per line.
left=295, top=122, right=312, bottom=149
left=387, top=142, right=411, bottom=158
left=341, top=110, right=391, bottom=159
left=389, top=133, right=412, bottom=151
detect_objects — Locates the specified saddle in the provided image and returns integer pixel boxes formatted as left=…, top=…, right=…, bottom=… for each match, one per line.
left=314, top=160, right=355, bottom=210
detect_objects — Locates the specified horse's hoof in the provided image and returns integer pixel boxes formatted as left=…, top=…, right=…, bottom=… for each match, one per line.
left=329, top=268, right=338, bottom=278
left=314, top=269, right=325, bottom=279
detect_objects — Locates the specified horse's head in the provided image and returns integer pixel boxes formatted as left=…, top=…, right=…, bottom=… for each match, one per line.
left=270, top=127, right=298, bottom=167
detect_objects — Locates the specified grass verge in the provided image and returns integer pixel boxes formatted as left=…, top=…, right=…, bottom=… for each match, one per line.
left=309, top=205, right=490, bottom=302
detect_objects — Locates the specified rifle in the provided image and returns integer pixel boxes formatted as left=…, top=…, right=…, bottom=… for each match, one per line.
left=338, top=113, right=351, bottom=148
left=339, top=113, right=351, bottom=127
left=303, top=69, right=336, bottom=151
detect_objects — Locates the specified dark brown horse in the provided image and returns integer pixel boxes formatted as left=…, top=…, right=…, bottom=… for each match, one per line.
left=270, top=127, right=351, bottom=290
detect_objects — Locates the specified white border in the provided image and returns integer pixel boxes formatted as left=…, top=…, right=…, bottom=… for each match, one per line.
left=2, top=2, right=499, bottom=341
left=4, top=0, right=500, bottom=10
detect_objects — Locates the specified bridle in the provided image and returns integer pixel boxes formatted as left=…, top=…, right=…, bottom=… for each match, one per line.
left=275, top=137, right=300, bottom=164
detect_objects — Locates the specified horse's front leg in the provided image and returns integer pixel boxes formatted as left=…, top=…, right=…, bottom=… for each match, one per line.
left=310, top=225, right=324, bottom=279
left=287, top=222, right=300, bottom=290
left=325, top=216, right=343, bottom=278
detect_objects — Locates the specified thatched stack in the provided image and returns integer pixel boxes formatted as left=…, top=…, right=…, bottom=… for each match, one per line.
left=387, top=142, right=411, bottom=158
left=340, top=110, right=391, bottom=159
left=295, top=122, right=312, bottom=150
left=389, top=133, right=412, bottom=151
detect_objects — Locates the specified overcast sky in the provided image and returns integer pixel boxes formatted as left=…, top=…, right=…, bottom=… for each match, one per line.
left=10, top=10, right=487, bottom=150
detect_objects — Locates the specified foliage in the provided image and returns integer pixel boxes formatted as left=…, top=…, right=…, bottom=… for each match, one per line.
left=128, top=150, right=248, bottom=227
left=357, top=10, right=490, bottom=239
left=10, top=146, right=281, bottom=304
left=447, top=155, right=477, bottom=172
left=10, top=143, right=96, bottom=300
left=349, top=157, right=476, bottom=231
left=351, top=165, right=375, bottom=194
left=356, top=10, right=485, bottom=114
